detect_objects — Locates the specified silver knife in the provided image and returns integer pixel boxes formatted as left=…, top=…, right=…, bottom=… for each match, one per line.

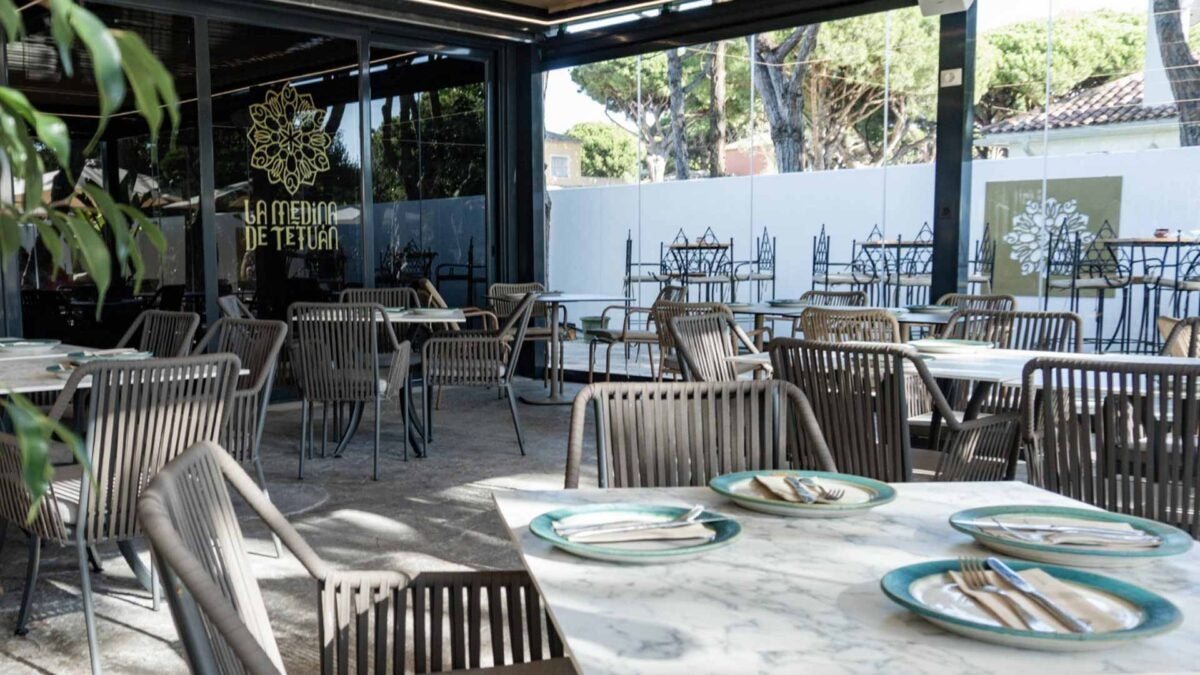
left=784, top=476, right=818, bottom=504
left=963, top=521, right=1160, bottom=542
left=985, top=558, right=1092, bottom=633
left=557, top=518, right=728, bottom=539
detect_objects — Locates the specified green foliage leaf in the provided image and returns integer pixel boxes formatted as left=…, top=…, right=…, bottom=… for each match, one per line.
left=61, top=209, right=112, bottom=310
left=0, top=88, right=70, bottom=168
left=48, top=0, right=75, bottom=77
left=0, top=0, right=22, bottom=43
left=0, top=99, right=46, bottom=213
left=82, top=184, right=136, bottom=278
left=566, top=122, right=637, bottom=179
left=66, top=2, right=126, bottom=152
left=114, top=30, right=180, bottom=150
left=1, top=394, right=87, bottom=525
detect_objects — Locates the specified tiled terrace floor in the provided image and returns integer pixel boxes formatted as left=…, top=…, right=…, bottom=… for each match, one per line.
left=0, top=378, right=594, bottom=674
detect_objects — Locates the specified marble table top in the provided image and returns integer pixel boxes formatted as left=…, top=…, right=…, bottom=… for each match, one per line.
left=729, top=349, right=1197, bottom=386
left=730, top=304, right=952, bottom=325
left=493, top=482, right=1200, bottom=674
left=384, top=308, right=467, bottom=324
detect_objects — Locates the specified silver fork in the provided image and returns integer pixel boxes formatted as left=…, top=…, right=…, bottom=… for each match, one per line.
left=799, top=477, right=845, bottom=502
left=957, top=557, right=1054, bottom=633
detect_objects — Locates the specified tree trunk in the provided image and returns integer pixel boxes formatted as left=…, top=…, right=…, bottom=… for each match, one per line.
left=666, top=48, right=690, bottom=179
left=772, top=133, right=803, bottom=173
left=1155, top=0, right=1200, bottom=146
left=747, top=26, right=820, bottom=174
left=708, top=42, right=727, bottom=177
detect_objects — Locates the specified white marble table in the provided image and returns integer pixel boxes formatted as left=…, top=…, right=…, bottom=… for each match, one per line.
left=0, top=347, right=138, bottom=395
left=521, top=293, right=630, bottom=406
left=384, top=308, right=467, bottom=324
left=494, top=482, right=1200, bottom=674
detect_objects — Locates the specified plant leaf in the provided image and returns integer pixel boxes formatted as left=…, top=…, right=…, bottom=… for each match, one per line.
left=48, top=0, right=75, bottom=77
left=82, top=184, right=134, bottom=277
left=67, top=3, right=125, bottom=152
left=0, top=88, right=71, bottom=168
left=35, top=217, right=66, bottom=271
left=62, top=209, right=112, bottom=310
left=1, top=393, right=87, bottom=525
left=113, top=30, right=180, bottom=150
left=0, top=0, right=22, bottom=43
left=118, top=205, right=163, bottom=294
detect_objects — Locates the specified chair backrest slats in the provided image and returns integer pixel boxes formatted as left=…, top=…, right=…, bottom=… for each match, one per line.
left=936, top=293, right=1016, bottom=312
left=942, top=309, right=1083, bottom=352
left=117, top=309, right=202, bottom=357
left=1023, top=357, right=1200, bottom=538
left=798, top=307, right=900, bottom=343
left=288, top=303, right=392, bottom=403
left=565, top=380, right=835, bottom=488
left=799, top=290, right=867, bottom=307
left=339, top=286, right=421, bottom=309
left=668, top=312, right=742, bottom=382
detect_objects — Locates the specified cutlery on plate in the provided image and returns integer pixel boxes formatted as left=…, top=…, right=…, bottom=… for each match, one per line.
left=798, top=477, right=845, bottom=502
left=985, top=557, right=1092, bottom=633
left=784, top=476, right=818, bottom=504
left=556, top=517, right=729, bottom=539
left=988, top=518, right=1160, bottom=546
left=967, top=518, right=1162, bottom=543
left=956, top=557, right=1054, bottom=633
left=554, top=504, right=703, bottom=536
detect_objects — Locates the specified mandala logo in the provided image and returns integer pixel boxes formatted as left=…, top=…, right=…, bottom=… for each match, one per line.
left=1001, top=197, right=1092, bottom=276
left=246, top=84, right=332, bottom=195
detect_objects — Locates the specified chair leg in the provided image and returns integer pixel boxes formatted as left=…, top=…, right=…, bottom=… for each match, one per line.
left=588, top=341, right=597, bottom=384
left=117, top=540, right=159, bottom=609
left=372, top=398, right=381, bottom=481
left=254, top=459, right=284, bottom=558
left=422, top=381, right=432, bottom=444
left=77, top=539, right=102, bottom=674
left=320, top=403, right=328, bottom=459
left=402, top=382, right=411, bottom=462
left=505, top=385, right=526, bottom=456
left=299, top=399, right=310, bottom=479
left=14, top=534, right=41, bottom=636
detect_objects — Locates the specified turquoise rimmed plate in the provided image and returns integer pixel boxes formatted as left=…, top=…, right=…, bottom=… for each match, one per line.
left=881, top=559, right=1182, bottom=651
left=69, top=351, right=153, bottom=366
left=767, top=299, right=806, bottom=308
left=905, top=305, right=955, bottom=314
left=529, top=503, right=740, bottom=564
left=0, top=338, right=61, bottom=355
left=709, top=470, right=895, bottom=518
left=950, top=505, right=1192, bottom=568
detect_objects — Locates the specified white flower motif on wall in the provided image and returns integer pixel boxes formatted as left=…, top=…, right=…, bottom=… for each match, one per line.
left=1001, top=197, right=1092, bottom=276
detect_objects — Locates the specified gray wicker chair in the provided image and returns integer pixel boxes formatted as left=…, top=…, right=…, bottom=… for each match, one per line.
left=935, top=293, right=1017, bottom=312
left=796, top=307, right=901, bottom=343
left=138, top=441, right=572, bottom=674
left=651, top=301, right=730, bottom=380
left=564, top=380, right=836, bottom=488
left=288, top=303, right=412, bottom=480
left=418, top=278, right=499, bottom=331
left=1158, top=316, right=1200, bottom=357
left=217, top=295, right=255, bottom=319
left=488, top=282, right=562, bottom=389
left=116, top=309, right=201, bottom=356
left=0, top=354, right=238, bottom=674
left=192, top=318, right=288, bottom=554
left=422, top=293, right=537, bottom=455
left=789, top=290, right=867, bottom=337
left=1022, top=356, right=1200, bottom=537
left=668, top=312, right=765, bottom=382
left=339, top=286, right=422, bottom=309
left=940, top=309, right=1083, bottom=351
left=588, top=285, right=685, bottom=382
left=772, top=338, right=1021, bottom=483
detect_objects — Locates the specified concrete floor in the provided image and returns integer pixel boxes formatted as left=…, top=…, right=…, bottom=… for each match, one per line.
left=0, top=378, right=595, bottom=674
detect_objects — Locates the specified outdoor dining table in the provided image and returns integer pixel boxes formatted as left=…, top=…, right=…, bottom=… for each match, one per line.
left=0, top=346, right=139, bottom=395
left=493, top=482, right=1200, bottom=674
left=730, top=304, right=953, bottom=349
left=520, top=293, right=629, bottom=406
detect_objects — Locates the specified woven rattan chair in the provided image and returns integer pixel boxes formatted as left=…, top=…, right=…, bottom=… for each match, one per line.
left=116, top=309, right=201, bottom=356
left=797, top=307, right=901, bottom=343
left=789, top=290, right=867, bottom=337
left=564, top=380, right=836, bottom=488
left=668, top=312, right=766, bottom=382
left=1022, top=356, right=1200, bottom=537
left=1158, top=316, right=1200, bottom=357
left=339, top=286, right=422, bottom=309
left=772, top=338, right=1021, bottom=483
left=651, top=301, right=731, bottom=380
left=192, top=318, right=288, bottom=555
left=940, top=309, right=1083, bottom=352
left=218, top=295, right=255, bottom=319
left=418, top=278, right=499, bottom=331
left=488, top=282, right=562, bottom=389
left=422, top=293, right=537, bottom=455
left=138, top=441, right=572, bottom=674
left=935, top=293, right=1017, bottom=312
left=588, top=285, right=685, bottom=382
left=0, top=354, right=238, bottom=674
left=288, top=303, right=412, bottom=480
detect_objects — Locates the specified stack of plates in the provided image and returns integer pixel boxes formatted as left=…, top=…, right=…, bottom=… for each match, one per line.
left=905, top=305, right=955, bottom=314
left=0, top=338, right=61, bottom=355
left=767, top=299, right=807, bottom=308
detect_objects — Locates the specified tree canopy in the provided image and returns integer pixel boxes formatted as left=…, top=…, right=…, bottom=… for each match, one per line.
left=567, top=122, right=636, bottom=179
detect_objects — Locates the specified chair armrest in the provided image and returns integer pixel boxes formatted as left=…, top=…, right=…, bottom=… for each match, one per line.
left=463, top=308, right=499, bottom=331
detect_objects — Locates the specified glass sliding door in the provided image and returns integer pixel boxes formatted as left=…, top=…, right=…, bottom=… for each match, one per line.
left=208, top=19, right=363, bottom=320
left=369, top=46, right=488, bottom=308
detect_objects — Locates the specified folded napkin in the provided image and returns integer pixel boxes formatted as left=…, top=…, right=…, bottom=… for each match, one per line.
left=560, top=522, right=714, bottom=544
left=753, top=475, right=812, bottom=503
left=950, top=568, right=1127, bottom=633
left=987, top=515, right=1158, bottom=549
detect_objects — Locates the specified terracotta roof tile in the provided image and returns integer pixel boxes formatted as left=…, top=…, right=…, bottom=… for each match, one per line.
left=981, top=72, right=1177, bottom=135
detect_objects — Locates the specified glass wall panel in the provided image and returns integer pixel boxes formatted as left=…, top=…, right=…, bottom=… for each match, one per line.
left=209, top=20, right=362, bottom=320
left=10, top=5, right=202, bottom=345
left=369, top=47, right=487, bottom=308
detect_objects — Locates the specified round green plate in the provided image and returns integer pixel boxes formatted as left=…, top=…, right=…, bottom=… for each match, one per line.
left=529, top=503, right=741, bottom=564
left=881, top=558, right=1182, bottom=650
left=709, top=470, right=895, bottom=518
left=949, top=505, right=1192, bottom=568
